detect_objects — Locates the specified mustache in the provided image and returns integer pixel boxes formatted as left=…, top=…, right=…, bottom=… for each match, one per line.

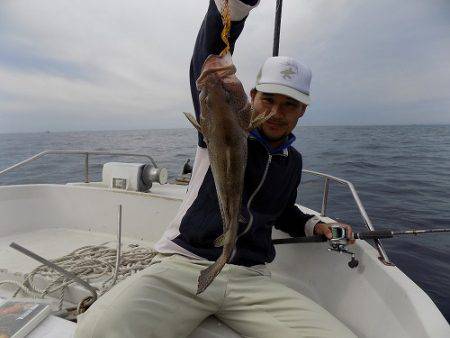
left=267, top=117, right=288, bottom=126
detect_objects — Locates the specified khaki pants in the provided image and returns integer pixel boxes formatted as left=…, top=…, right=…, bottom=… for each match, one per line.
left=75, top=254, right=356, bottom=338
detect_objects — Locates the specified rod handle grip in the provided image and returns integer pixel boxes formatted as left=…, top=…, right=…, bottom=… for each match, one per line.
left=272, top=235, right=327, bottom=245
left=354, top=230, right=393, bottom=240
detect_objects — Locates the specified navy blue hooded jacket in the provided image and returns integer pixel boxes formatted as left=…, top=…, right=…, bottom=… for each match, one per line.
left=155, top=0, right=314, bottom=267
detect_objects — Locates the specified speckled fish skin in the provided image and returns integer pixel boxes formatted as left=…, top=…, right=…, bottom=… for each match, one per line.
left=194, top=52, right=252, bottom=295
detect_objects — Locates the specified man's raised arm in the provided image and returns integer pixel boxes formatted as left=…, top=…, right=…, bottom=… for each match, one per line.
left=190, top=0, right=259, bottom=147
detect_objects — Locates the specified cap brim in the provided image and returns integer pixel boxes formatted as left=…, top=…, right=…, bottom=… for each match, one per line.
left=256, top=83, right=311, bottom=105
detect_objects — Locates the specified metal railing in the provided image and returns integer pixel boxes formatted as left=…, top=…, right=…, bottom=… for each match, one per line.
left=302, top=169, right=393, bottom=265
left=0, top=150, right=158, bottom=184
left=0, top=150, right=392, bottom=265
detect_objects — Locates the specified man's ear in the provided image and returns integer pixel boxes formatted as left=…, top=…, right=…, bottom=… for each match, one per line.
left=298, top=104, right=307, bottom=118
left=250, top=88, right=257, bottom=103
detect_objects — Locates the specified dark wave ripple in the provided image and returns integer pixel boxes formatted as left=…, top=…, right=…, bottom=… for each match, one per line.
left=0, top=125, right=449, bottom=322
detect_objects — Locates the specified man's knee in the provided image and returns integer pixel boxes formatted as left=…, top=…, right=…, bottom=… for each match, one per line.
left=75, top=309, right=110, bottom=338
left=76, top=302, right=145, bottom=338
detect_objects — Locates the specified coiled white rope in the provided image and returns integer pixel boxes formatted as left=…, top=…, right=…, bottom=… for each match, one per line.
left=1, top=243, right=157, bottom=311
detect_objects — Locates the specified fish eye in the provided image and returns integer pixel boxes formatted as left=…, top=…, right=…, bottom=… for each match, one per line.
left=224, top=90, right=232, bottom=102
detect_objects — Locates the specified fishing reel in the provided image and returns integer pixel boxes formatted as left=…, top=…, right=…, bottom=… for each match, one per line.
left=328, top=225, right=359, bottom=269
left=274, top=223, right=450, bottom=269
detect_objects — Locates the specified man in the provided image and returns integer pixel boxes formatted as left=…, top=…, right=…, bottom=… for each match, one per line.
left=75, top=1, right=356, bottom=337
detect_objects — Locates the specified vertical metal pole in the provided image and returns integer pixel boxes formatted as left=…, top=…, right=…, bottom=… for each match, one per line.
left=273, top=0, right=283, bottom=56
left=84, top=153, right=89, bottom=183
left=110, top=205, right=122, bottom=287
left=321, top=178, right=329, bottom=216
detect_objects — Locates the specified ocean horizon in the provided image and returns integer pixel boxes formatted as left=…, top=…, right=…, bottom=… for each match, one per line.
left=1, top=122, right=450, bottom=135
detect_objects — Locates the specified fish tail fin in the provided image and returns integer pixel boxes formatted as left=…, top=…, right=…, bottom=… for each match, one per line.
left=196, top=257, right=227, bottom=295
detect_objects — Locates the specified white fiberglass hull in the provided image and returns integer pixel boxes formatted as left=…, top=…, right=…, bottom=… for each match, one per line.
left=0, top=183, right=448, bottom=337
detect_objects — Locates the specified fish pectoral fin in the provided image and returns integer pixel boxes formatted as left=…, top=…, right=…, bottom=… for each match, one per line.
left=213, top=232, right=227, bottom=247
left=214, top=218, right=246, bottom=247
left=214, top=228, right=234, bottom=247
left=183, top=112, right=203, bottom=134
left=215, top=216, right=247, bottom=247
left=248, top=109, right=276, bottom=131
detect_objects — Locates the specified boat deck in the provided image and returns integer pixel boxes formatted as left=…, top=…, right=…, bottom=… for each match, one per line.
left=0, top=228, right=149, bottom=280
left=0, top=227, right=243, bottom=338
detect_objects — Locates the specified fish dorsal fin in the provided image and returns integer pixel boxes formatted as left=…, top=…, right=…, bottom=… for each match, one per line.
left=183, top=112, right=203, bottom=134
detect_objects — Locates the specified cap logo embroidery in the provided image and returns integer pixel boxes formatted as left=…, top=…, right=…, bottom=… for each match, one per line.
left=280, top=61, right=298, bottom=80
left=281, top=67, right=296, bottom=79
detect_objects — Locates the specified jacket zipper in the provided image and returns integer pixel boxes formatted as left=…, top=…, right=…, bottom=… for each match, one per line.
left=237, top=153, right=272, bottom=239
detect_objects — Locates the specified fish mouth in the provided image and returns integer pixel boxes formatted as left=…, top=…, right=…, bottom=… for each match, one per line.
left=196, top=54, right=236, bottom=89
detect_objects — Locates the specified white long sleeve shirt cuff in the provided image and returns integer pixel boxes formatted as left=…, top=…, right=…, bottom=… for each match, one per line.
left=304, top=215, right=325, bottom=237
left=214, top=0, right=260, bottom=21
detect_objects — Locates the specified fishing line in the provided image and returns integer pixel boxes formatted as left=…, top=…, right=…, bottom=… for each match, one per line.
left=219, top=0, right=231, bottom=56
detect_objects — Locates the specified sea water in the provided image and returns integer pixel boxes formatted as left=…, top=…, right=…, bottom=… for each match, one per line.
left=0, top=124, right=449, bottom=321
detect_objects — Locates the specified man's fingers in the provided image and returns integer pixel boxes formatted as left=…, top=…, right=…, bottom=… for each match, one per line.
left=345, top=225, right=353, bottom=238
left=341, top=223, right=356, bottom=244
left=320, top=222, right=355, bottom=243
left=324, top=227, right=333, bottom=239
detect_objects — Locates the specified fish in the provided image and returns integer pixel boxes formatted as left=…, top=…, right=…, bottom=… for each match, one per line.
left=184, top=52, right=274, bottom=294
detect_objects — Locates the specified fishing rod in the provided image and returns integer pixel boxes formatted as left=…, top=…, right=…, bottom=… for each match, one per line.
left=273, top=0, right=283, bottom=56
left=273, top=227, right=450, bottom=244
left=273, top=226, right=450, bottom=268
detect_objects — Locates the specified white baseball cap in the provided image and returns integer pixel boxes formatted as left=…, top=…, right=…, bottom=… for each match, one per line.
left=255, top=56, right=312, bottom=105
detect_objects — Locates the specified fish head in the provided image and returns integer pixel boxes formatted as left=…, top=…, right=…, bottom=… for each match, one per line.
left=197, top=53, right=250, bottom=124
left=196, top=52, right=236, bottom=89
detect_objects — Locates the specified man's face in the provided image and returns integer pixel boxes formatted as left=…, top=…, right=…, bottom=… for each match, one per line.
left=250, top=89, right=307, bottom=143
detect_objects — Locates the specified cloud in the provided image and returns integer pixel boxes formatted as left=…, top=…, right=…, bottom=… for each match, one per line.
left=289, top=0, right=450, bottom=125
left=0, top=0, right=449, bottom=133
left=0, top=0, right=205, bottom=132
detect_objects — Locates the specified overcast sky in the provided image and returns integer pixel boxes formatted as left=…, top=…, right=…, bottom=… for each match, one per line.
left=1, top=0, right=449, bottom=133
